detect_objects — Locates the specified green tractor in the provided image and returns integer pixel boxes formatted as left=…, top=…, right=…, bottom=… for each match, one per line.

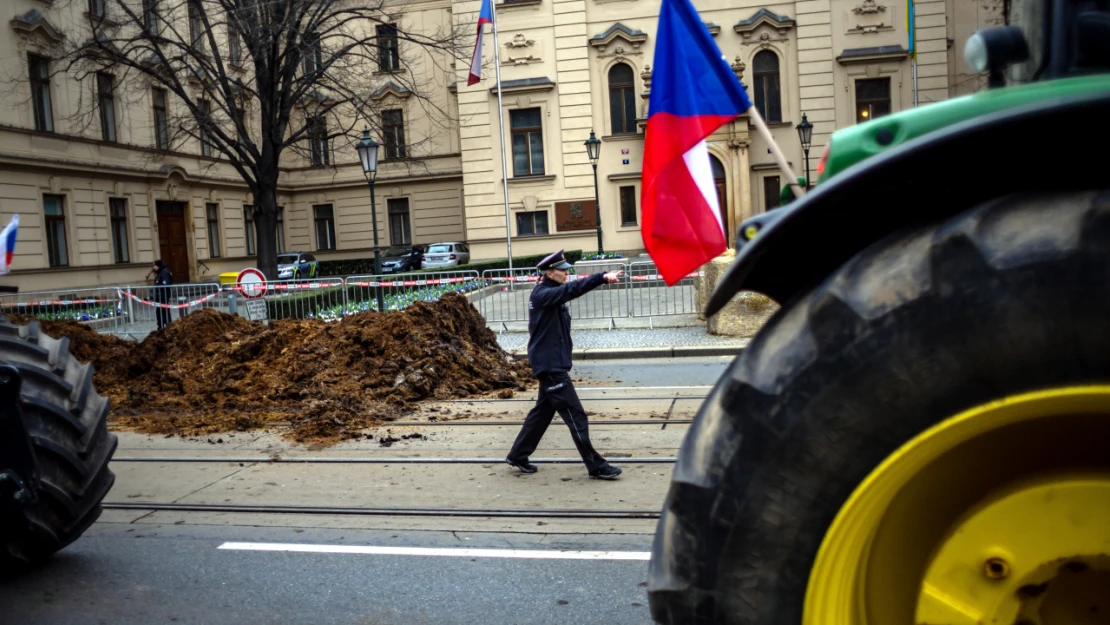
left=648, top=0, right=1110, bottom=623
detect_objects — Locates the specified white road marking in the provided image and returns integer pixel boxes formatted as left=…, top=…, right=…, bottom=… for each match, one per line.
left=218, top=542, right=651, bottom=561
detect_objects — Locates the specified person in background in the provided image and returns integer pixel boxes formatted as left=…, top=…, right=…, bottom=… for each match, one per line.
left=152, top=259, right=173, bottom=331
left=506, top=249, right=625, bottom=480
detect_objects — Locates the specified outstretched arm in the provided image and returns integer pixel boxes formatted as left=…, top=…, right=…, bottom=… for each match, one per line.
left=531, top=270, right=623, bottom=308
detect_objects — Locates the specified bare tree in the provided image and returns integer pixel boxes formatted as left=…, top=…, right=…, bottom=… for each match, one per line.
left=55, top=0, right=465, bottom=279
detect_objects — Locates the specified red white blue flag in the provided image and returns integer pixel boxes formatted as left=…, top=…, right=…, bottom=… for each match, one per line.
left=0, top=214, right=18, bottom=275
left=641, top=0, right=753, bottom=285
left=467, top=0, right=493, bottom=86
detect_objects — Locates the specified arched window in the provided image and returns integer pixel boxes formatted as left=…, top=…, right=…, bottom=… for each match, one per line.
left=753, top=50, right=782, bottom=123
left=709, top=154, right=728, bottom=233
left=608, top=63, right=637, bottom=135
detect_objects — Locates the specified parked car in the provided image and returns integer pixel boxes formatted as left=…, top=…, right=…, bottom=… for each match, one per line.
left=380, top=244, right=424, bottom=273
left=277, top=252, right=319, bottom=279
left=421, top=242, right=471, bottom=270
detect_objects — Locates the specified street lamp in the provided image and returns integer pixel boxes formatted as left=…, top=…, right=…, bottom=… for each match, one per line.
left=584, top=130, right=603, bottom=254
left=355, top=127, right=386, bottom=313
left=795, top=113, right=813, bottom=190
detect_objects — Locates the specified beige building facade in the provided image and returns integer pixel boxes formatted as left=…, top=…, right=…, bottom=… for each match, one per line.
left=0, top=0, right=996, bottom=291
left=452, top=0, right=1000, bottom=261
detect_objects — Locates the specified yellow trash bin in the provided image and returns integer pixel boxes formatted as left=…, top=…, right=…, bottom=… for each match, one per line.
left=218, top=271, right=240, bottom=287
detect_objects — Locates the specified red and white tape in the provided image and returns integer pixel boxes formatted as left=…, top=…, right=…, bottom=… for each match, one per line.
left=348, top=277, right=475, bottom=288
left=117, top=289, right=222, bottom=310
left=2, top=298, right=118, bottom=308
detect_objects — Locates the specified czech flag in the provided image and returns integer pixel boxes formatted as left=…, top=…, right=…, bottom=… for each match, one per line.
left=467, top=0, right=493, bottom=86
left=0, top=214, right=18, bottom=275
left=642, top=0, right=753, bottom=285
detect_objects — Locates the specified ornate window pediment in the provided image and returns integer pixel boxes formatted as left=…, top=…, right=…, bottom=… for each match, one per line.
left=734, top=8, right=795, bottom=46
left=589, top=23, right=648, bottom=58
left=11, top=9, right=65, bottom=46
left=371, top=81, right=412, bottom=101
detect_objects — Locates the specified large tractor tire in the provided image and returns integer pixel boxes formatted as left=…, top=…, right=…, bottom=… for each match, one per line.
left=0, top=318, right=117, bottom=569
left=648, top=190, right=1110, bottom=624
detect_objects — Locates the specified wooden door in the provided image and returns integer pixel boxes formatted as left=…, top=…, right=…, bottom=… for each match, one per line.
left=156, top=202, right=189, bottom=282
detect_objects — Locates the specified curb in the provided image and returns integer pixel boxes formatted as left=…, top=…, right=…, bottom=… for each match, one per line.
left=508, top=344, right=746, bottom=361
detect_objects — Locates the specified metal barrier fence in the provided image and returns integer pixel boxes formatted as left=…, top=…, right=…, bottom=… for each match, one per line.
left=627, top=261, right=701, bottom=319
left=0, top=260, right=703, bottom=338
left=568, top=260, right=631, bottom=326
left=346, top=270, right=483, bottom=316
left=480, top=260, right=703, bottom=328
left=0, top=286, right=125, bottom=332
left=225, top=277, right=347, bottom=322
left=112, top=283, right=224, bottom=337
left=480, top=268, right=540, bottom=323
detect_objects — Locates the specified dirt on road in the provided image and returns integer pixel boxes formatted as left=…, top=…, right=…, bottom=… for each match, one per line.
left=10, top=293, right=532, bottom=444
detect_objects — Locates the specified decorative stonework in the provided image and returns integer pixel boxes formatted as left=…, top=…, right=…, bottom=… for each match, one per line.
left=730, top=56, right=746, bottom=81
left=506, top=33, right=534, bottom=49
left=10, top=9, right=65, bottom=47
left=371, top=81, right=412, bottom=101
left=847, top=0, right=894, bottom=34
left=589, top=23, right=648, bottom=59
left=853, top=0, right=885, bottom=15
left=505, top=34, right=541, bottom=65
left=734, top=8, right=794, bottom=47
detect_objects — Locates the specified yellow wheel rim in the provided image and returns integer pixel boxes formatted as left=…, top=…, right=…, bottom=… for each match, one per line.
left=803, top=386, right=1110, bottom=625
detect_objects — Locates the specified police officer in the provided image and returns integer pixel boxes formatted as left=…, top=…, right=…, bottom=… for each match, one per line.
left=152, top=259, right=173, bottom=330
left=506, top=250, right=624, bottom=480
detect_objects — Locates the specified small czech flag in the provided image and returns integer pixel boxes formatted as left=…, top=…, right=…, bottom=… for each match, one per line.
left=0, top=214, right=19, bottom=276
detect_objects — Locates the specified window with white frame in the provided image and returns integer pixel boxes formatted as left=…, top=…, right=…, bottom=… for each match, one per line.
left=206, top=202, right=221, bottom=258
left=29, top=54, right=53, bottom=133
left=314, top=204, right=336, bottom=250
left=510, top=108, right=544, bottom=177
left=110, top=198, right=129, bottom=263
left=608, top=64, right=637, bottom=135
left=753, top=50, right=782, bottom=123
left=97, top=73, right=117, bottom=142
left=44, top=194, right=68, bottom=267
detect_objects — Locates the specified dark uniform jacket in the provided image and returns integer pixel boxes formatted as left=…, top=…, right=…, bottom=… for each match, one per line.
left=526, top=272, right=606, bottom=377
left=153, top=268, right=173, bottom=302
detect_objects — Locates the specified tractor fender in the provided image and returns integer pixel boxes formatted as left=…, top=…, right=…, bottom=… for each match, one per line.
left=706, top=88, right=1110, bottom=317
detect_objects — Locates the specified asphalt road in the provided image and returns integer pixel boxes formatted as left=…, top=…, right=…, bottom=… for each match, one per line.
left=2, top=525, right=656, bottom=625
left=0, top=358, right=733, bottom=625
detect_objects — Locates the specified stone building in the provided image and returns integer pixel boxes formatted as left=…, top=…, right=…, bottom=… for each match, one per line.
left=452, top=0, right=1001, bottom=260
left=0, top=0, right=999, bottom=291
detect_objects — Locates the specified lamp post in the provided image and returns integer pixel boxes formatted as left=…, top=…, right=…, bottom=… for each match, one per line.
left=584, top=130, right=603, bottom=254
left=355, top=127, right=386, bottom=313
left=795, top=113, right=813, bottom=190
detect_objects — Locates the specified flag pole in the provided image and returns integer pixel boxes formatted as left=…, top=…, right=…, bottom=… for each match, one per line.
left=746, top=105, right=805, bottom=199
left=489, top=0, right=513, bottom=277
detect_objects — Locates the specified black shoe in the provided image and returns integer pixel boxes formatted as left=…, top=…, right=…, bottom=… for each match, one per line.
left=506, top=457, right=538, bottom=473
left=589, top=465, right=622, bottom=480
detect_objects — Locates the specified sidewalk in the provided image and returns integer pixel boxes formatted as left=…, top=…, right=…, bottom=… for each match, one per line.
left=496, top=326, right=750, bottom=360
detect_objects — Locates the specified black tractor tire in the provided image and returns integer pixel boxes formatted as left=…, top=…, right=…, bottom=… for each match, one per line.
left=647, top=189, right=1110, bottom=624
left=0, top=318, right=117, bottom=569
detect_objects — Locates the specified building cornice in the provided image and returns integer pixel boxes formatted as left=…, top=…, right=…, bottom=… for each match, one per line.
left=836, top=45, right=909, bottom=64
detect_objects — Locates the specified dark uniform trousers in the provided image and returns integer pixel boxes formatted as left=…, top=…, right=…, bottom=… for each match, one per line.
left=508, top=370, right=607, bottom=474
